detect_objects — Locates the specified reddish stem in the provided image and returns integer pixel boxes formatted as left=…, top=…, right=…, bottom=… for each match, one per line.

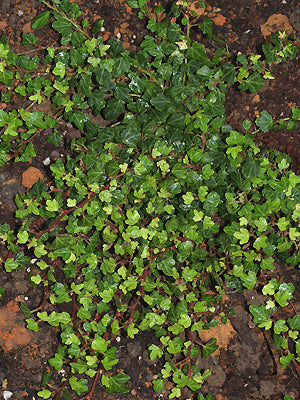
left=53, top=372, right=73, bottom=400
left=126, top=294, right=141, bottom=327
left=36, top=191, right=98, bottom=239
left=84, top=366, right=102, bottom=400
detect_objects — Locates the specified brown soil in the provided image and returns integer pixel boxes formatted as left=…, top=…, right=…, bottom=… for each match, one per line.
left=0, top=1, right=299, bottom=400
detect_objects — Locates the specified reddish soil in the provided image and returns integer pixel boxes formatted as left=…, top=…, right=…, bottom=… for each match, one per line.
left=0, top=1, right=299, bottom=400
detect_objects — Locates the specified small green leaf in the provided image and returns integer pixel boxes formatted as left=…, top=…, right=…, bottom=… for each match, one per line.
left=280, top=353, right=294, bottom=369
left=149, top=344, right=163, bottom=360
left=153, top=379, right=164, bottom=392
left=26, top=318, right=39, bottom=332
left=46, top=199, right=59, bottom=212
left=17, top=230, right=28, bottom=244
left=106, top=373, right=130, bottom=394
left=233, top=228, right=249, bottom=244
left=31, top=11, right=50, bottom=30
left=48, top=353, right=63, bottom=370
left=91, top=335, right=107, bottom=353
left=37, top=389, right=52, bottom=399
left=245, top=72, right=265, bottom=94
left=69, top=376, right=88, bottom=395
left=203, top=338, right=218, bottom=358
left=53, top=62, right=66, bottom=78
left=274, top=320, right=288, bottom=335
left=256, top=110, right=273, bottom=132
left=249, top=304, right=269, bottom=323
left=287, top=315, right=300, bottom=330
left=22, top=33, right=39, bottom=45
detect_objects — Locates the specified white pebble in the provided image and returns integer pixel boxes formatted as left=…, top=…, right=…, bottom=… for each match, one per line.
left=43, top=157, right=51, bottom=166
left=3, top=391, right=13, bottom=400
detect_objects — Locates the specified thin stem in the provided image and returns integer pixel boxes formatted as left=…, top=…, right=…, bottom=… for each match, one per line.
left=40, top=0, right=91, bottom=40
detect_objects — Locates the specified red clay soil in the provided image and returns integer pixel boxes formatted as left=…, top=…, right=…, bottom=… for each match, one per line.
left=0, top=1, right=299, bottom=400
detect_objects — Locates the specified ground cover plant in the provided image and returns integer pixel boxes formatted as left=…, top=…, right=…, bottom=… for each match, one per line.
left=0, top=0, right=299, bottom=399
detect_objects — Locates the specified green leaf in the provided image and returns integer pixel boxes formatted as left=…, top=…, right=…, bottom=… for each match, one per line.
left=37, top=389, right=52, bottom=399
left=125, top=209, right=140, bottom=225
left=203, top=338, right=218, bottom=358
left=48, top=352, right=63, bottom=370
left=26, top=318, right=39, bottom=332
left=69, top=376, right=88, bottom=395
left=287, top=315, right=300, bottom=330
left=91, top=335, right=107, bottom=353
left=242, top=160, right=260, bottom=178
left=52, top=18, right=72, bottom=36
left=241, top=271, right=257, bottom=289
left=153, top=379, right=164, bottom=392
left=53, top=61, right=66, bottom=78
left=280, top=353, right=294, bottom=369
left=245, top=72, right=265, bottom=94
left=22, top=33, right=39, bottom=45
left=17, top=230, right=28, bottom=244
left=121, top=126, right=140, bottom=147
left=46, top=199, right=59, bottom=212
left=149, top=344, right=163, bottom=360
left=233, top=228, right=249, bottom=244
left=249, top=304, right=269, bottom=324
left=106, top=373, right=130, bottom=394
left=157, top=257, right=175, bottom=276
left=255, top=110, right=273, bottom=132
left=274, top=320, right=288, bottom=335
left=20, top=302, right=33, bottom=318
left=31, top=11, right=50, bottom=30
left=92, top=18, right=104, bottom=34
left=150, top=94, right=170, bottom=111
left=127, top=0, right=139, bottom=7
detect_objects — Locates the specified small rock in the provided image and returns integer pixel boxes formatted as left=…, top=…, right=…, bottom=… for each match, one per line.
left=260, top=379, right=276, bottom=397
left=21, top=167, right=44, bottom=188
left=50, top=150, right=60, bottom=161
left=3, top=391, right=13, bottom=400
left=65, top=129, right=81, bottom=142
left=290, top=9, right=300, bottom=31
left=43, top=157, right=51, bottom=166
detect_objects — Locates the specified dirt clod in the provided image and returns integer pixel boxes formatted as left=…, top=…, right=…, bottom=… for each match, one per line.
left=21, top=167, right=44, bottom=188
left=260, top=13, right=295, bottom=38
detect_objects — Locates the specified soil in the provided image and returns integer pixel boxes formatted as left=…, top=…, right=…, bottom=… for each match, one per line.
left=0, top=1, right=299, bottom=400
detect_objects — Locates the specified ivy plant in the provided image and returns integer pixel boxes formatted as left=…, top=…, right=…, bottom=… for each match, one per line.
left=0, top=0, right=299, bottom=399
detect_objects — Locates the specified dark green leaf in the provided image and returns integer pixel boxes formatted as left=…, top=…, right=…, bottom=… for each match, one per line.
left=31, top=11, right=50, bottom=30
left=287, top=315, right=300, bottom=330
left=249, top=304, right=269, bottom=323
left=92, top=18, right=104, bottom=34
left=20, top=302, right=32, bottom=318
left=121, top=126, right=140, bottom=147
left=245, top=72, right=265, bottom=94
left=106, top=373, right=130, bottom=394
left=255, top=110, right=273, bottom=132
left=203, top=338, right=218, bottom=358
left=22, top=33, right=39, bottom=45
left=242, top=160, right=260, bottom=178
left=52, top=19, right=72, bottom=35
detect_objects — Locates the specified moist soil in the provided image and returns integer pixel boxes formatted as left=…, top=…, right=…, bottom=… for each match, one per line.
left=0, top=1, right=300, bottom=399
